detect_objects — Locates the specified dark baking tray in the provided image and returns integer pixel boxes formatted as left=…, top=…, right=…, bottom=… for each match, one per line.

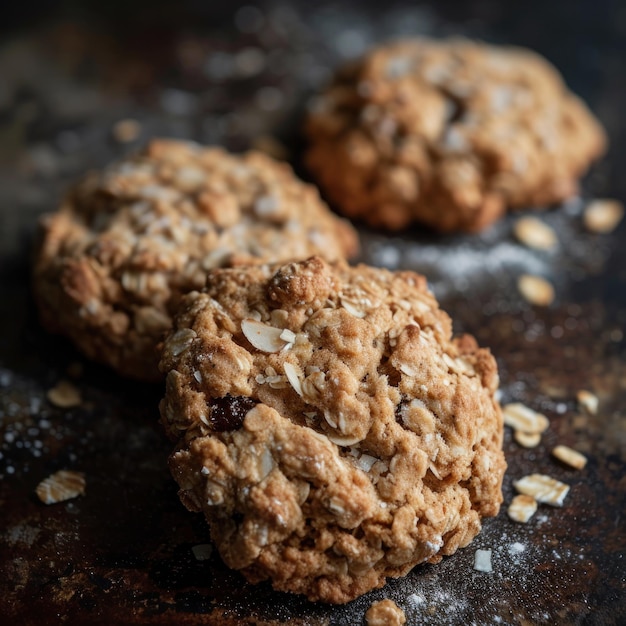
left=1, top=2, right=625, bottom=624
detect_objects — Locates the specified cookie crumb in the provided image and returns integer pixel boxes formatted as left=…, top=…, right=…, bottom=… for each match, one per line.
left=503, top=403, right=549, bottom=434
left=552, top=445, right=587, bottom=470
left=577, top=389, right=598, bottom=415
left=365, top=599, right=406, bottom=626
left=112, top=118, right=142, bottom=143
left=513, top=217, right=557, bottom=250
left=473, top=548, right=493, bottom=572
left=507, top=494, right=538, bottom=523
left=191, top=544, right=213, bottom=561
left=514, top=430, right=542, bottom=448
left=46, top=380, right=82, bottom=408
left=517, top=274, right=555, bottom=306
left=36, top=470, right=86, bottom=504
left=583, top=199, right=624, bottom=234
left=514, top=474, right=570, bottom=507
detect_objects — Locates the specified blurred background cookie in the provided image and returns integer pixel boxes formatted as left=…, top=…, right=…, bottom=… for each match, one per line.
left=305, top=38, right=606, bottom=232
left=33, top=140, right=359, bottom=381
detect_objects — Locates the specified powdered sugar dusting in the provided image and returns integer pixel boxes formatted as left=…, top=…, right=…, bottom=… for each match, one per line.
left=361, top=201, right=613, bottom=305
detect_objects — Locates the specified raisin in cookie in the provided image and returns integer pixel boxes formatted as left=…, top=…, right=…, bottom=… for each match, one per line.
left=160, top=256, right=506, bottom=603
left=33, top=140, right=358, bottom=381
left=305, top=38, right=606, bottom=232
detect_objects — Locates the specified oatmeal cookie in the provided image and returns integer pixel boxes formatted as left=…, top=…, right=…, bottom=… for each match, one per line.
left=33, top=140, right=358, bottom=381
left=160, top=256, right=506, bottom=603
left=305, top=38, right=606, bottom=232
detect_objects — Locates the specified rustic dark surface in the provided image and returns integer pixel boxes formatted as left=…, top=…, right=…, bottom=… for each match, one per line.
left=1, top=2, right=625, bottom=624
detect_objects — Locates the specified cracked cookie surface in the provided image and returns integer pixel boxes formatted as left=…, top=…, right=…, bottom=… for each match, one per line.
left=33, top=140, right=358, bottom=381
left=160, top=256, right=506, bottom=603
left=305, top=38, right=606, bottom=232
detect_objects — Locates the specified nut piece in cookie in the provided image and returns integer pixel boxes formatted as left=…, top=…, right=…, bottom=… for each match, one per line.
left=305, top=38, right=606, bottom=233
left=160, top=256, right=506, bottom=603
left=33, top=140, right=358, bottom=381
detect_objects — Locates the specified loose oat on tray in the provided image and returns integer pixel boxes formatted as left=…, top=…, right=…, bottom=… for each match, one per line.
left=159, top=256, right=506, bottom=603
left=33, top=140, right=358, bottom=381
left=305, top=38, right=606, bottom=233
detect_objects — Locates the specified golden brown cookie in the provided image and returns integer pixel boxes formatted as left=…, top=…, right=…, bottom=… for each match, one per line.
left=305, top=38, right=606, bottom=232
left=160, top=256, right=506, bottom=603
left=33, top=140, right=358, bottom=381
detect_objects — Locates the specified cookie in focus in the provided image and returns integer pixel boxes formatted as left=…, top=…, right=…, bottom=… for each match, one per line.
left=160, top=256, right=506, bottom=603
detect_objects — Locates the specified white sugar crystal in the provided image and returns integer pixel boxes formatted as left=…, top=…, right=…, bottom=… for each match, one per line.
left=474, top=548, right=493, bottom=572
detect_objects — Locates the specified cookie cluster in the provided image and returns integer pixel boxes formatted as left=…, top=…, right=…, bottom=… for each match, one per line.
left=33, top=35, right=605, bottom=603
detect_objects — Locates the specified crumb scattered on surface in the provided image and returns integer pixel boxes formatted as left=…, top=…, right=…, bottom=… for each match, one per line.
left=112, top=118, right=142, bottom=143
left=514, top=430, right=542, bottom=448
left=507, top=494, right=538, bottom=523
left=35, top=469, right=86, bottom=504
left=517, top=274, right=555, bottom=306
left=577, top=390, right=599, bottom=415
left=503, top=403, right=549, bottom=435
left=513, top=217, right=558, bottom=251
left=473, top=548, right=493, bottom=572
left=552, top=445, right=587, bottom=470
left=514, top=474, right=570, bottom=507
left=583, top=199, right=624, bottom=234
left=46, top=380, right=82, bottom=408
left=365, top=599, right=406, bottom=626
